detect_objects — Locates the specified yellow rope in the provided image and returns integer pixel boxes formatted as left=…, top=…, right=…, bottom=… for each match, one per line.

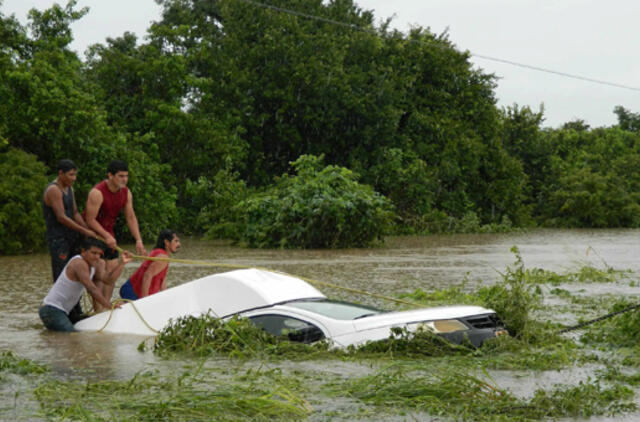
left=89, top=241, right=423, bottom=334
left=96, top=298, right=160, bottom=334
left=115, top=247, right=424, bottom=309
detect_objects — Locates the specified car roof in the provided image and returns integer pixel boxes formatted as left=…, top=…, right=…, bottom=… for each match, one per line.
left=75, top=268, right=327, bottom=335
left=192, top=268, right=327, bottom=316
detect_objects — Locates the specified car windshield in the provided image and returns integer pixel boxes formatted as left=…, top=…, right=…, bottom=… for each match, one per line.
left=285, top=299, right=384, bottom=320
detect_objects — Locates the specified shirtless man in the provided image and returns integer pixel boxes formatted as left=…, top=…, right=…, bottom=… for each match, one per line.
left=39, top=238, right=131, bottom=332
left=85, top=160, right=146, bottom=310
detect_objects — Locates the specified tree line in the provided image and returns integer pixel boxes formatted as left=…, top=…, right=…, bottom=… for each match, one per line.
left=2, top=0, right=640, bottom=254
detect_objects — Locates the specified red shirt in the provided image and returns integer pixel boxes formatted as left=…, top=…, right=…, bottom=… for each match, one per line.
left=94, top=180, right=128, bottom=236
left=130, top=248, right=169, bottom=297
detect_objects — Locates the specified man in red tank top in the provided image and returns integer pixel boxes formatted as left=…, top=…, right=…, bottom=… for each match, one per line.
left=119, top=230, right=181, bottom=300
left=85, top=160, right=147, bottom=311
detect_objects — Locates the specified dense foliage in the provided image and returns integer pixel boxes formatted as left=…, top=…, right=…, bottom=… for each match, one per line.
left=0, top=148, right=48, bottom=254
left=2, top=0, right=640, bottom=253
left=219, top=155, right=394, bottom=248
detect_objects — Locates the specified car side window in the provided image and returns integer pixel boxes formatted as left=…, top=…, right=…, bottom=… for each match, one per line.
left=249, top=314, right=325, bottom=344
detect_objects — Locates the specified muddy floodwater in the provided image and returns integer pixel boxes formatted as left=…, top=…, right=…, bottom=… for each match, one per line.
left=3, top=228, right=640, bottom=420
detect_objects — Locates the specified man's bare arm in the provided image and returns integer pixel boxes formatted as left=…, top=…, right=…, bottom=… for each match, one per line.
left=71, top=191, right=95, bottom=235
left=67, top=260, right=113, bottom=310
left=44, top=186, right=95, bottom=237
left=85, top=189, right=116, bottom=248
left=105, top=251, right=133, bottom=284
left=123, top=190, right=146, bottom=255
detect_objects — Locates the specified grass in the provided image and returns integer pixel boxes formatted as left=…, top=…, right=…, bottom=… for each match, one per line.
left=580, top=298, right=640, bottom=347
left=0, top=350, right=48, bottom=376
left=338, top=364, right=635, bottom=421
left=153, top=313, right=334, bottom=359
left=34, top=366, right=311, bottom=421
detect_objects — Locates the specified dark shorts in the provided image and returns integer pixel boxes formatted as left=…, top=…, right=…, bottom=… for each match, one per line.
left=39, top=305, right=75, bottom=332
left=103, top=247, right=119, bottom=260
left=47, top=236, right=80, bottom=282
left=119, top=279, right=139, bottom=301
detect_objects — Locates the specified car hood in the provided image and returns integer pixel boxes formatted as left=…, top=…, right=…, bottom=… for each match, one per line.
left=351, top=305, right=495, bottom=332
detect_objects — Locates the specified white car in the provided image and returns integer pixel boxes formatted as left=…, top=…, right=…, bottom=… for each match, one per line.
left=74, top=268, right=506, bottom=347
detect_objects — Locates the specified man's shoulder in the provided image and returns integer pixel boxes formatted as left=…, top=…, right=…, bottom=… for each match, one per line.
left=43, top=183, right=61, bottom=203
left=66, top=256, right=86, bottom=273
left=88, top=185, right=105, bottom=199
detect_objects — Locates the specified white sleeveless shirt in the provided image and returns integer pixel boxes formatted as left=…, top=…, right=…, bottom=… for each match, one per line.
left=43, top=255, right=96, bottom=314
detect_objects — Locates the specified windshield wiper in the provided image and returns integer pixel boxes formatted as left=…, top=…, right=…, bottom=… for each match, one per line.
left=354, top=313, right=378, bottom=320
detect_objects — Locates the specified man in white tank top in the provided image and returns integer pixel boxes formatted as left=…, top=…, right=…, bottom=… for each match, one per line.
left=39, top=237, right=131, bottom=332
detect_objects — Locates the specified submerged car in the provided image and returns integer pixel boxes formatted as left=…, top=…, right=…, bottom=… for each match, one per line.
left=74, top=268, right=506, bottom=347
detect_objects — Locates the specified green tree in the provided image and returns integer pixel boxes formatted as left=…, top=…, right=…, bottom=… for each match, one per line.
left=614, top=106, right=640, bottom=132
left=0, top=3, right=179, bottom=243
left=146, top=0, right=526, bottom=229
left=0, top=148, right=48, bottom=254
left=539, top=125, right=640, bottom=227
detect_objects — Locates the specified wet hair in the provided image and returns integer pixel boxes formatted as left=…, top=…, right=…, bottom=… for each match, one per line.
left=80, top=237, right=107, bottom=252
left=107, top=160, right=128, bottom=175
left=155, top=229, right=177, bottom=250
left=57, top=159, right=77, bottom=173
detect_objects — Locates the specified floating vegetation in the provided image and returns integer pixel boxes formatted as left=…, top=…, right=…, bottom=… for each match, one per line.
left=524, top=265, right=627, bottom=285
left=34, top=367, right=311, bottom=421
left=154, top=313, right=491, bottom=360
left=598, top=365, right=640, bottom=387
left=475, top=334, right=598, bottom=371
left=339, top=365, right=635, bottom=421
left=349, top=326, right=476, bottom=357
left=153, top=313, right=332, bottom=359
left=399, top=282, right=480, bottom=307
left=0, top=351, right=47, bottom=376
left=580, top=299, right=640, bottom=348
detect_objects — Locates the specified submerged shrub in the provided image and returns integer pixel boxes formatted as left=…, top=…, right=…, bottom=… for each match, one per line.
left=350, top=326, right=475, bottom=357
left=477, top=247, right=543, bottom=341
left=581, top=299, right=640, bottom=347
left=227, top=154, right=395, bottom=248
left=35, top=368, right=310, bottom=421
left=153, top=313, right=331, bottom=358
left=342, top=368, right=635, bottom=420
left=0, top=350, right=47, bottom=375
left=154, top=313, right=481, bottom=360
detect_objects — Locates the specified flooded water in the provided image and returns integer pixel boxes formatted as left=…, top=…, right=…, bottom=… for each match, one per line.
left=2, top=228, right=640, bottom=419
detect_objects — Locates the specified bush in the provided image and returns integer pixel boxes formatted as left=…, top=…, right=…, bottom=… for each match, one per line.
left=0, top=148, right=48, bottom=254
left=477, top=246, right=543, bottom=340
left=226, top=155, right=395, bottom=248
left=181, top=170, right=249, bottom=236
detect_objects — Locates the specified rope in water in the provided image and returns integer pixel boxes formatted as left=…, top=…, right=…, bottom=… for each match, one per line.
left=558, top=302, right=640, bottom=334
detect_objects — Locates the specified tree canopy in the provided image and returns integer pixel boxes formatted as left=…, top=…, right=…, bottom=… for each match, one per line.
left=2, top=0, right=640, bottom=253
